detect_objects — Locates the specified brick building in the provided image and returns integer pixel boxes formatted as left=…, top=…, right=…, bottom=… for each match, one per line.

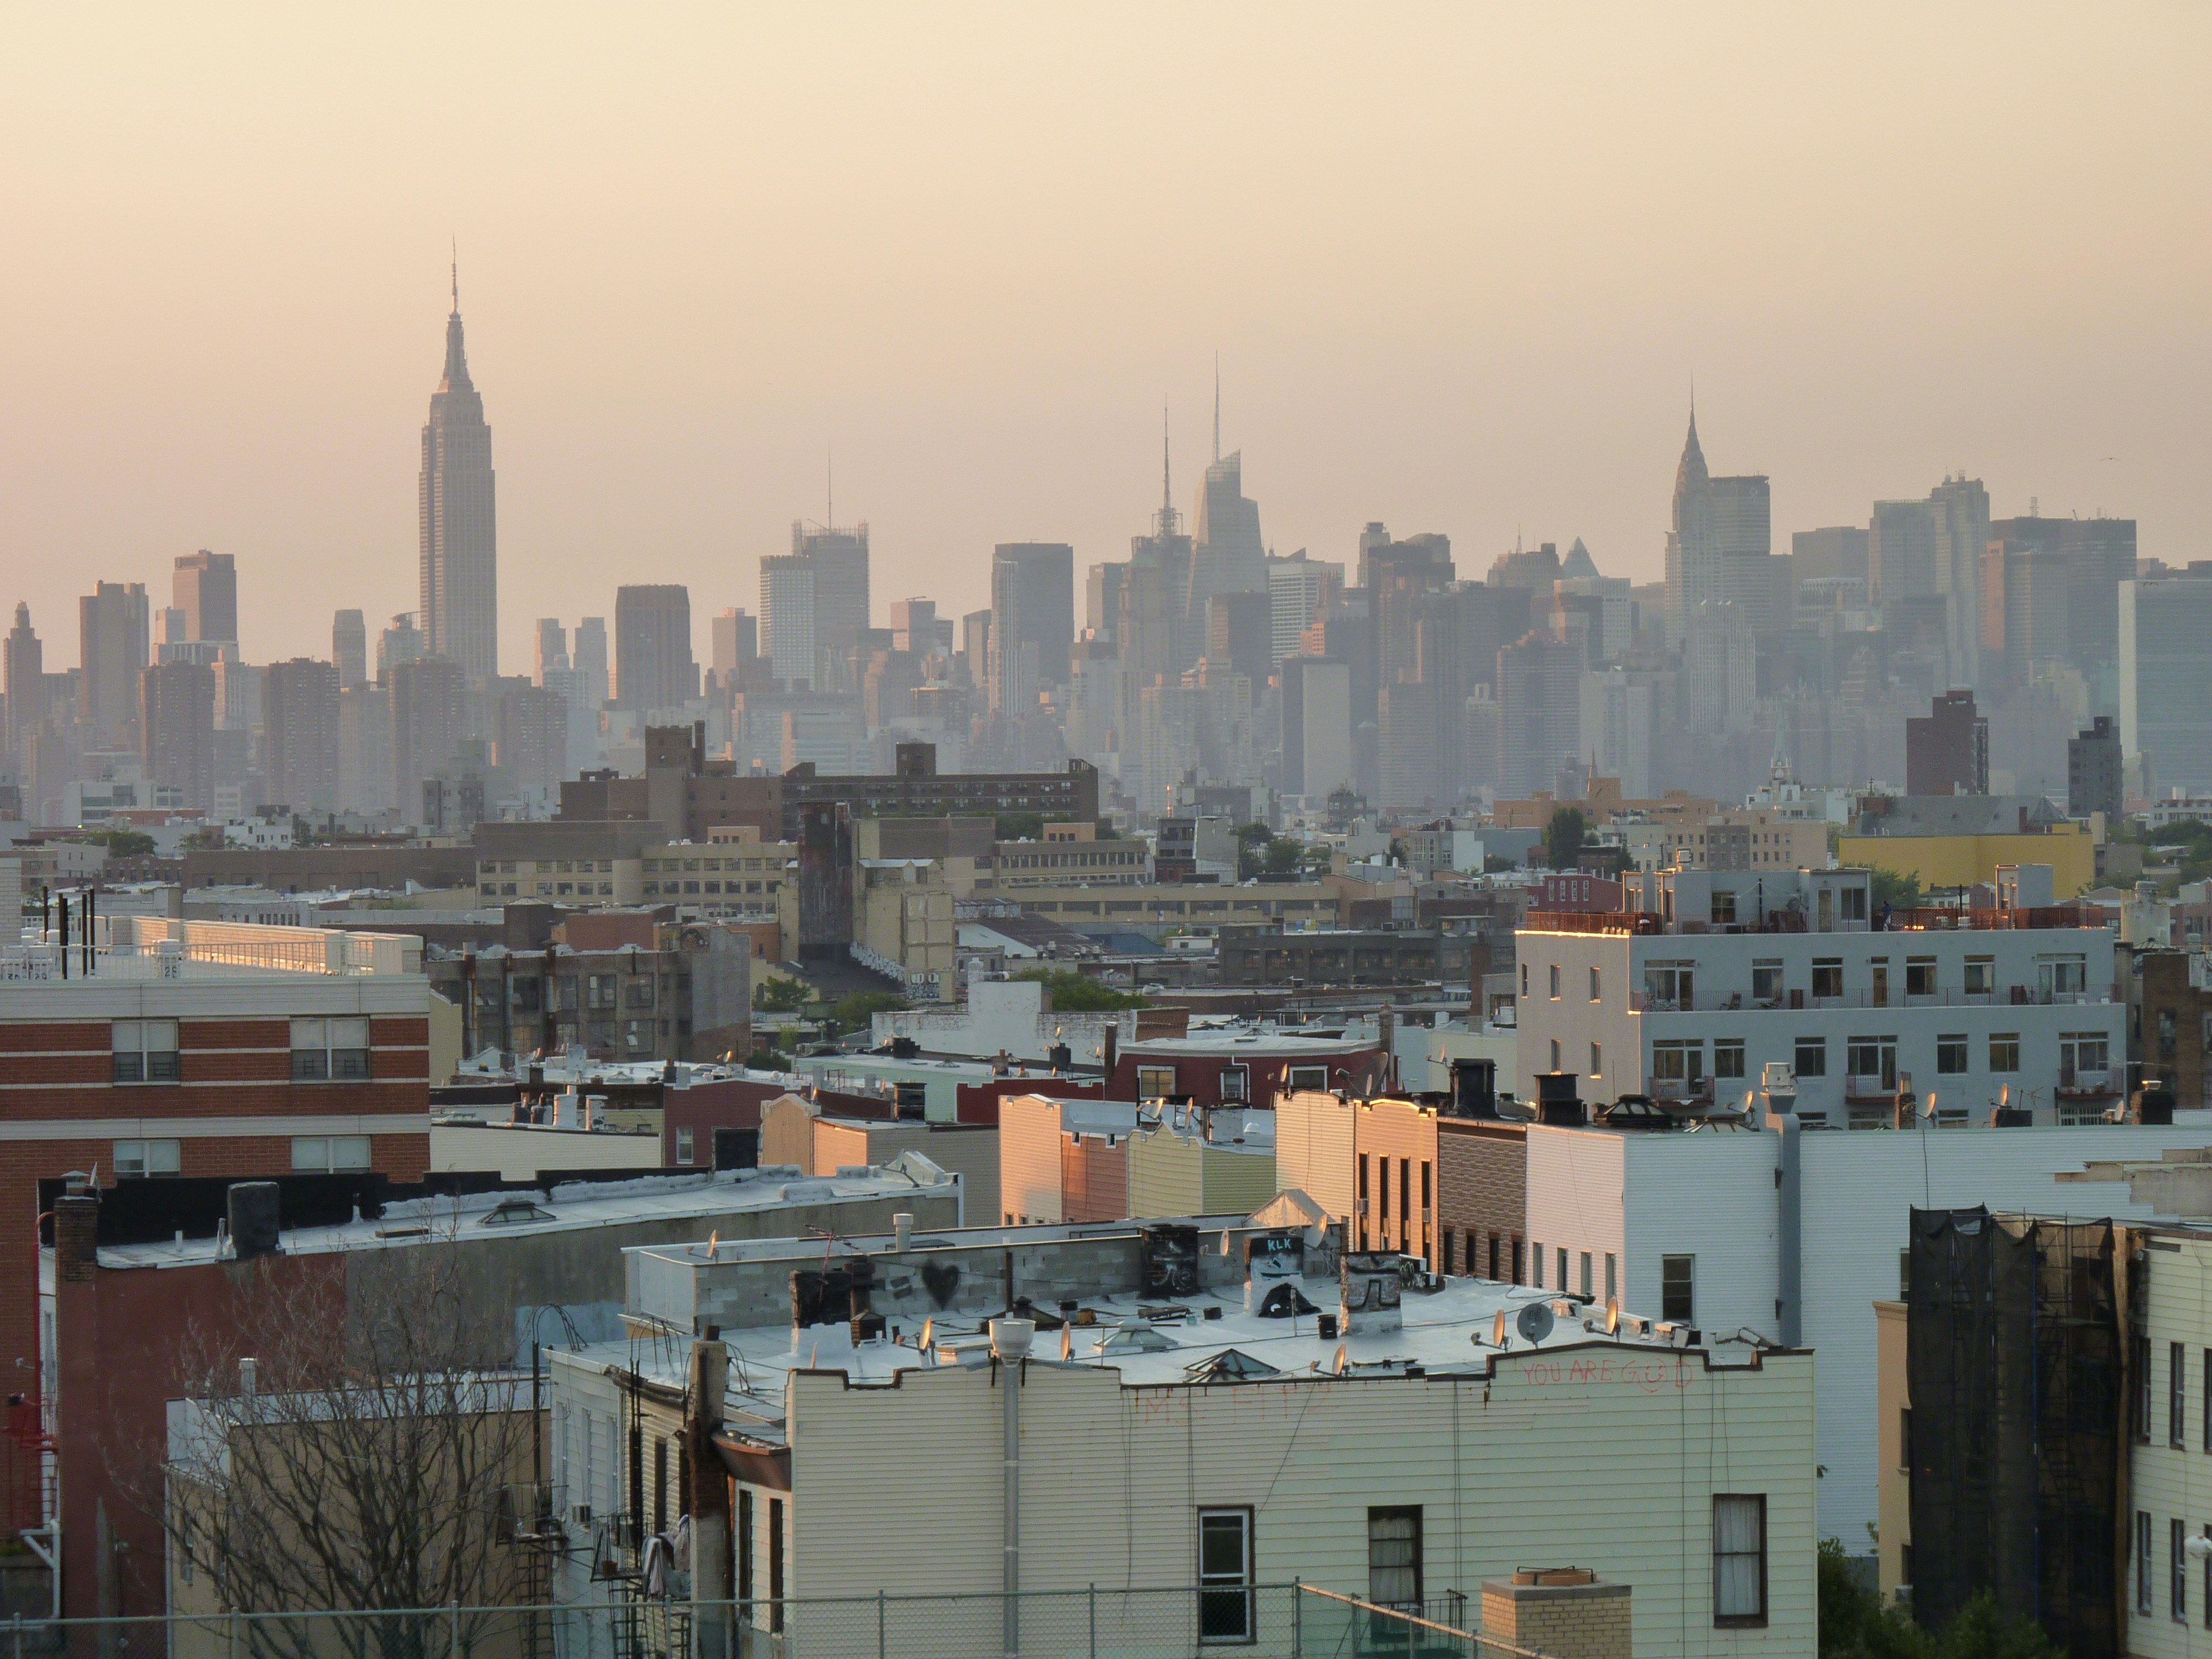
left=1436, top=1117, right=1527, bottom=1283
left=1216, top=925, right=1477, bottom=990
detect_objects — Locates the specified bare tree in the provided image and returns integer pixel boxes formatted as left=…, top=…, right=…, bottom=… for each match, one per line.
left=148, top=1236, right=542, bottom=1658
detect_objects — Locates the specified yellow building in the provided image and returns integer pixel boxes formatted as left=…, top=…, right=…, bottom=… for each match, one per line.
left=1837, top=821, right=2096, bottom=896
left=1125, top=1110, right=1277, bottom=1217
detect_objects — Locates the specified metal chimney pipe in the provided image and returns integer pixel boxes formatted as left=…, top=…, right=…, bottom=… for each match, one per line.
left=992, top=1319, right=1035, bottom=1659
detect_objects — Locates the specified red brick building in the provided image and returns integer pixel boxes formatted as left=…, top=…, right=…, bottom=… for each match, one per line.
left=1108, top=1031, right=1386, bottom=1108
left=0, top=918, right=435, bottom=1535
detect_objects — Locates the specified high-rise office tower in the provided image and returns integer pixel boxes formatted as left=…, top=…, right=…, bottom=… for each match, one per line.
left=377, top=613, right=424, bottom=684
left=1120, top=445, right=1196, bottom=728
left=1905, top=690, right=1990, bottom=797
left=572, top=617, right=609, bottom=710
left=1496, top=632, right=1583, bottom=799
left=1792, top=526, right=1871, bottom=586
left=1991, top=515, right=2138, bottom=683
left=418, top=267, right=498, bottom=681
left=958, top=609, right=992, bottom=690
left=1086, top=564, right=1126, bottom=644
left=3, top=603, right=42, bottom=761
left=494, top=680, right=569, bottom=793
left=1928, top=476, right=1989, bottom=690
left=2121, top=571, right=2212, bottom=798
left=332, top=610, right=368, bottom=690
left=712, top=608, right=760, bottom=677
left=885, top=601, right=931, bottom=658
left=1187, top=453, right=1266, bottom=628
left=1366, top=535, right=1455, bottom=684
left=172, top=550, right=238, bottom=646
left=2069, top=716, right=2122, bottom=825
left=263, top=658, right=341, bottom=812
left=1662, top=407, right=1772, bottom=645
left=1265, top=551, right=1343, bottom=671
left=338, top=685, right=395, bottom=816
left=1979, top=540, right=2069, bottom=688
left=779, top=521, right=870, bottom=687
left=390, top=655, right=468, bottom=826
left=1206, top=591, right=1273, bottom=687
left=989, top=542, right=1074, bottom=714
left=614, top=585, right=697, bottom=713
left=78, top=581, right=150, bottom=752
left=534, top=618, right=570, bottom=683
left=760, top=556, right=818, bottom=687
left=139, top=660, right=215, bottom=810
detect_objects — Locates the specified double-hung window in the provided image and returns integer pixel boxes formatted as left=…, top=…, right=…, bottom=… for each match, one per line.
left=113, top=1139, right=180, bottom=1178
left=1713, top=1495, right=1767, bottom=1626
left=112, top=1020, right=180, bottom=1083
left=1197, top=1509, right=1254, bottom=1643
left=291, top=1016, right=371, bottom=1081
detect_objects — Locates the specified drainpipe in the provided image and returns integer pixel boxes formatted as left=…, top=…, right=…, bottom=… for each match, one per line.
left=993, top=1319, right=1035, bottom=1659
left=1770, top=1105, right=1802, bottom=1346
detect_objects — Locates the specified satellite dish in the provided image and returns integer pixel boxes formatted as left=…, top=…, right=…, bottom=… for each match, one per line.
left=1059, top=1323, right=1073, bottom=1361
left=1516, top=1302, right=1556, bottom=1345
left=1491, top=1310, right=1507, bottom=1349
left=1605, top=1298, right=1620, bottom=1335
left=1333, top=1344, right=1349, bottom=1375
left=919, top=1317, right=935, bottom=1354
left=1922, top=1091, right=1937, bottom=1120
left=2000, top=1083, right=2011, bottom=1108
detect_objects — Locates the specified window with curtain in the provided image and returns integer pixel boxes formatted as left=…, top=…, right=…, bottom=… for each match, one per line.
left=1713, top=1495, right=1767, bottom=1625
left=1368, top=1508, right=1422, bottom=1610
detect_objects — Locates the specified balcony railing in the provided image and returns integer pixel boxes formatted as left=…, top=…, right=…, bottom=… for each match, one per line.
left=1631, top=987, right=2109, bottom=1014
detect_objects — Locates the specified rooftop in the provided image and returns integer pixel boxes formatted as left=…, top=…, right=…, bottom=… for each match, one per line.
left=3, top=915, right=422, bottom=983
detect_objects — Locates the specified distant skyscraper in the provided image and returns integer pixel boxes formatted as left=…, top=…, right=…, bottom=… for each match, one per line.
left=1086, top=563, right=1126, bottom=644
left=884, top=601, right=931, bottom=657
left=779, top=521, right=870, bottom=688
left=332, top=610, right=368, bottom=690
left=572, top=617, right=609, bottom=711
left=1992, top=515, right=2137, bottom=682
left=1266, top=551, right=1343, bottom=671
left=3, top=604, right=42, bottom=761
left=139, top=660, right=215, bottom=810
left=614, top=585, right=697, bottom=713
left=263, top=658, right=341, bottom=812
left=760, top=555, right=818, bottom=687
left=172, top=550, right=238, bottom=646
left=712, top=608, right=759, bottom=681
left=989, top=543, right=1074, bottom=714
left=1662, top=407, right=1772, bottom=645
left=1121, top=440, right=1195, bottom=734
left=1497, top=632, right=1583, bottom=799
left=1928, top=476, right=1989, bottom=689
left=2069, top=715, right=2122, bottom=825
left=419, top=267, right=498, bottom=681
left=2121, top=572, right=2212, bottom=798
left=390, top=655, right=468, bottom=826
left=78, top=581, right=150, bottom=752
left=1905, top=690, right=1990, bottom=797
left=534, top=618, right=570, bottom=684
left=1187, top=452, right=1266, bottom=627
left=376, top=613, right=423, bottom=684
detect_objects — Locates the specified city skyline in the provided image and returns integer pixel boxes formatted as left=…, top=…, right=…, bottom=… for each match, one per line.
left=3, top=5, right=2205, bottom=670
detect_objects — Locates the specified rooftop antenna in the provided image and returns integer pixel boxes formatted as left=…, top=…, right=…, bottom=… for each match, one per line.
left=450, top=237, right=458, bottom=312
left=1162, top=403, right=1173, bottom=518
left=827, top=444, right=833, bottom=529
left=1213, top=354, right=1220, bottom=463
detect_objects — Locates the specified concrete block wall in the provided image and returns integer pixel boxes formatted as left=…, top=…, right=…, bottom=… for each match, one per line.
left=1479, top=1577, right=1632, bottom=1659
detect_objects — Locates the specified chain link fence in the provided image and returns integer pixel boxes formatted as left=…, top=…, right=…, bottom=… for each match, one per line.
left=0, top=1584, right=1536, bottom=1659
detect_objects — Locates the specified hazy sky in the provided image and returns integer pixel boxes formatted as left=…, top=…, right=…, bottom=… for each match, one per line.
left=3, top=4, right=2208, bottom=674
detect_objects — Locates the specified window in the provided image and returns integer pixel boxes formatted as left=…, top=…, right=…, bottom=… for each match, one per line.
left=1550, top=1039, right=1562, bottom=1071
left=653, top=1438, right=669, bottom=1536
left=112, top=1019, right=181, bottom=1083
left=1989, top=1034, right=2020, bottom=1073
left=1651, top=1041, right=1703, bottom=1084
left=1714, top=1040, right=1746, bottom=1081
left=2041, top=956, right=2088, bottom=998
left=1557, top=1247, right=1568, bottom=1291
left=2060, top=1033, right=2109, bottom=1083
left=2175, top=1344, right=2189, bottom=1448
left=1588, top=966, right=1601, bottom=1001
left=1644, top=963, right=1693, bottom=1009
left=1710, top=890, right=1737, bottom=926
left=1752, top=961, right=1784, bottom=1004
left=1531, top=1244, right=1543, bottom=1289
left=2177, top=1518, right=2190, bottom=1621
left=1136, top=1065, right=1176, bottom=1100
left=1661, top=1255, right=1695, bottom=1322
left=1548, top=964, right=1561, bottom=999
left=738, top=1490, right=753, bottom=1601
left=293, top=1135, right=372, bottom=1173
left=291, top=1016, right=371, bottom=1082
left=1846, top=1037, right=1898, bottom=1090
left=1906, top=958, right=1937, bottom=997
left=1604, top=1253, right=1617, bottom=1306
left=2141, top=1511, right=2155, bottom=1615
left=769, top=1496, right=786, bottom=1634
left=1713, top=1495, right=1768, bottom=1626
left=1812, top=959, right=1843, bottom=999
left=1936, top=1036, right=1969, bottom=1076
left=1589, top=1042, right=1603, bottom=1079
left=1521, top=963, right=1529, bottom=998
left=1219, top=1066, right=1249, bottom=1103
left=1287, top=1065, right=1327, bottom=1093
left=1963, top=956, right=1995, bottom=995
left=1198, top=1509, right=1254, bottom=1643
left=1793, top=1036, right=1827, bottom=1078
left=588, top=974, right=618, bottom=1011
left=113, top=1139, right=180, bottom=1178
left=676, top=1126, right=695, bottom=1164
left=1367, top=1507, right=1422, bottom=1610
left=1579, top=1252, right=1593, bottom=1299
left=2139, top=1335, right=2154, bottom=1441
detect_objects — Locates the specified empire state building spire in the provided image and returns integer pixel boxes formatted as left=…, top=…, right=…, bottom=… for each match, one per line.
left=419, top=260, right=498, bottom=680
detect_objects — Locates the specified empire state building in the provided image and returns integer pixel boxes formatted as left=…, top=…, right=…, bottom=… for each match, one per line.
left=419, top=268, right=498, bottom=680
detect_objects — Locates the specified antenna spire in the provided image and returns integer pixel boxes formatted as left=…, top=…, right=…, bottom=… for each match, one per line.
left=1162, top=403, right=1172, bottom=517
left=450, top=237, right=458, bottom=313
left=826, top=443, right=834, bottom=528
left=1212, top=354, right=1220, bottom=463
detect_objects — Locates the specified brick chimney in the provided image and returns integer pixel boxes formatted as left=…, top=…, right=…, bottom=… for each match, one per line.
left=54, top=1176, right=100, bottom=1286
left=1480, top=1569, right=1631, bottom=1659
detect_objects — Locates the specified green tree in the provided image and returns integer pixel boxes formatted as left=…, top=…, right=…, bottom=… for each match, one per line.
left=1545, top=806, right=1588, bottom=870
left=1011, top=968, right=1146, bottom=1011
left=752, top=977, right=812, bottom=1014
left=83, top=828, right=157, bottom=859
left=1870, top=867, right=1922, bottom=913
left=994, top=812, right=1046, bottom=842
left=1262, top=838, right=1302, bottom=877
left=1815, top=1538, right=2060, bottom=1659
left=830, top=990, right=906, bottom=1032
